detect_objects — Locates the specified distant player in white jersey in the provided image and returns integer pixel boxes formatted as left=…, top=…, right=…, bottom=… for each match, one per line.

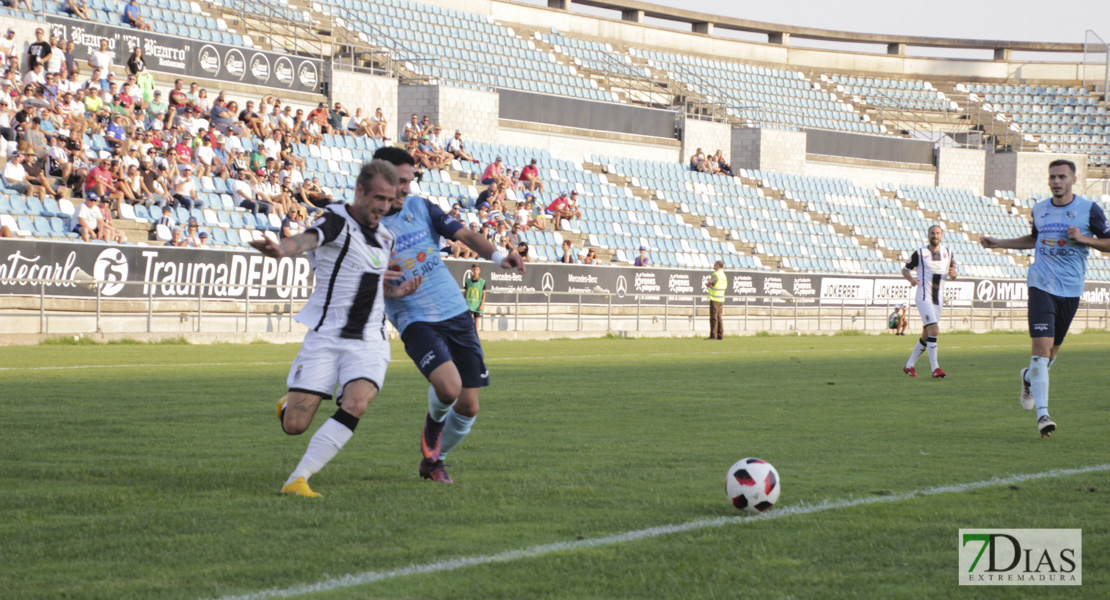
left=250, top=160, right=422, bottom=498
left=901, top=225, right=957, bottom=378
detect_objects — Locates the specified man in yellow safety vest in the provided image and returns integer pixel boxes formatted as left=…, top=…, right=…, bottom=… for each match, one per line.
left=705, top=260, right=726, bottom=340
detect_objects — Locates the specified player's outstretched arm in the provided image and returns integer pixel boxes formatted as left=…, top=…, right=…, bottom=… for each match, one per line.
left=453, top=228, right=527, bottom=274
left=900, top=267, right=918, bottom=287
left=979, top=234, right=1036, bottom=250
left=249, top=230, right=320, bottom=259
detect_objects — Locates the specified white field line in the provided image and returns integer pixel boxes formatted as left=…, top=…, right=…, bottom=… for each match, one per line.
left=207, top=463, right=1110, bottom=600
left=5, top=341, right=1109, bottom=373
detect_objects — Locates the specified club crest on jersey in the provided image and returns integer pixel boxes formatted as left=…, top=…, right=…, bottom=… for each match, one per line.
left=366, top=249, right=384, bottom=267
left=403, top=212, right=415, bottom=223
left=294, top=365, right=303, bottom=382
left=1066, top=211, right=1077, bottom=219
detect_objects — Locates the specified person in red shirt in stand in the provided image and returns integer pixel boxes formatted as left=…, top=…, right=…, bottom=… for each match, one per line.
left=167, top=79, right=193, bottom=113
left=480, top=156, right=510, bottom=187
left=174, top=136, right=192, bottom=166
left=518, top=158, right=544, bottom=193
left=84, top=158, right=123, bottom=208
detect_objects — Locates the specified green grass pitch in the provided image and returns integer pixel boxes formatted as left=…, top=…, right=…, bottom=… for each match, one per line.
left=3, top=332, right=1108, bottom=599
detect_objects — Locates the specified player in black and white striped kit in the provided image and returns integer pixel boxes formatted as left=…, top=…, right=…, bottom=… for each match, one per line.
left=250, top=159, right=422, bottom=498
left=901, top=225, right=957, bottom=378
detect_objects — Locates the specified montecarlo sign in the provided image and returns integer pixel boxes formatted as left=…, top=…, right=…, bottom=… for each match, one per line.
left=4, top=240, right=1110, bottom=307
left=46, top=16, right=321, bottom=94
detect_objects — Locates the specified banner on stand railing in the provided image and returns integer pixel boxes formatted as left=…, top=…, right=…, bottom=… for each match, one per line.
left=3, top=239, right=1106, bottom=310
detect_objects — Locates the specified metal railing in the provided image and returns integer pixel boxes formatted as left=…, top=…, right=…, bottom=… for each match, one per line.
left=225, top=0, right=325, bottom=59
left=7, top=277, right=1110, bottom=338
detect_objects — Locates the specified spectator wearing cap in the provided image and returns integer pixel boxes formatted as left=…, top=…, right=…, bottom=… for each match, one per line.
left=123, top=0, right=153, bottom=31
left=195, top=231, right=208, bottom=247
left=0, top=29, right=16, bottom=60
left=545, top=191, right=576, bottom=232
left=3, top=152, right=49, bottom=201
left=635, top=246, right=650, bottom=267
left=519, top=158, right=545, bottom=193
left=71, top=196, right=102, bottom=241
left=172, top=164, right=201, bottom=209
left=45, top=135, right=74, bottom=182
left=194, top=135, right=225, bottom=178
left=481, top=156, right=511, bottom=187
left=417, top=134, right=450, bottom=170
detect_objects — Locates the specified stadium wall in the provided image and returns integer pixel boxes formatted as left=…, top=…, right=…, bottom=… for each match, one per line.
left=326, top=68, right=399, bottom=141
left=731, top=128, right=806, bottom=175
left=936, top=147, right=987, bottom=195
left=985, top=151, right=1088, bottom=200
left=804, top=158, right=936, bottom=189
left=398, top=84, right=501, bottom=145
left=680, top=117, right=732, bottom=164
left=499, top=122, right=680, bottom=163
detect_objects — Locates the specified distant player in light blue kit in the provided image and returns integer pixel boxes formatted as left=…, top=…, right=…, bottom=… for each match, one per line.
left=980, top=159, right=1110, bottom=437
left=375, top=147, right=526, bottom=482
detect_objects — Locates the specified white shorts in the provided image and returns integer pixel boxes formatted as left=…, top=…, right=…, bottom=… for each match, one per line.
left=286, top=330, right=390, bottom=400
left=915, top=299, right=942, bottom=327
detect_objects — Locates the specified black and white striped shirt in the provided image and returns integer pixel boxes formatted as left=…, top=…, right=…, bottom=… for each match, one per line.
left=294, top=205, right=394, bottom=341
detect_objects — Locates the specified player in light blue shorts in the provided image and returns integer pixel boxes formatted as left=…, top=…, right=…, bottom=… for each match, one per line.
left=981, top=159, right=1110, bottom=437
left=375, top=147, right=526, bottom=482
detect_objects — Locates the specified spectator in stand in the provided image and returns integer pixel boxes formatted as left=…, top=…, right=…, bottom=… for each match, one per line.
left=445, top=129, right=478, bottom=163
left=195, top=231, right=208, bottom=247
left=183, top=218, right=201, bottom=246
left=713, top=150, right=733, bottom=176
left=104, top=114, right=127, bottom=148
left=406, top=137, right=432, bottom=171
left=126, top=47, right=146, bottom=75
left=298, top=176, right=334, bottom=210
left=46, top=37, right=65, bottom=76
left=97, top=198, right=126, bottom=243
left=581, top=247, right=599, bottom=265
left=689, top=147, right=708, bottom=173
left=327, top=102, right=347, bottom=136
left=634, top=245, right=650, bottom=266
left=194, top=135, right=226, bottom=178
left=518, top=158, right=544, bottom=193
left=281, top=207, right=305, bottom=239
left=87, top=39, right=113, bottom=73
left=118, top=162, right=145, bottom=206
left=239, top=100, right=269, bottom=138
left=559, top=239, right=579, bottom=264
left=140, top=162, right=169, bottom=208
left=417, top=135, right=450, bottom=170
left=3, top=152, right=48, bottom=201
left=23, top=153, right=69, bottom=199
left=45, top=135, right=73, bottom=182
left=528, top=198, right=548, bottom=231
left=172, top=163, right=201, bottom=209
left=480, top=156, right=510, bottom=187
left=232, top=169, right=268, bottom=214
left=71, top=196, right=102, bottom=241
left=25, top=30, right=51, bottom=72
left=168, top=79, right=193, bottom=113
left=401, top=113, right=420, bottom=143
left=369, top=107, right=388, bottom=140
left=546, top=191, right=579, bottom=232
left=0, top=29, right=16, bottom=60
left=515, top=241, right=531, bottom=263
left=63, top=41, right=77, bottom=76
left=22, top=63, right=46, bottom=88
left=21, top=117, right=49, bottom=161
left=507, top=222, right=523, bottom=249
left=0, top=224, right=13, bottom=238
left=123, top=0, right=153, bottom=31
left=61, top=0, right=91, bottom=19
left=164, top=226, right=184, bottom=246
left=156, top=205, right=174, bottom=228
left=346, top=107, right=362, bottom=135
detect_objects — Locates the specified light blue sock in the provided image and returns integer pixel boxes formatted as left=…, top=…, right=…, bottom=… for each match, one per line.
left=428, top=385, right=452, bottom=422
left=439, top=409, right=475, bottom=460
left=1029, top=356, right=1050, bottom=419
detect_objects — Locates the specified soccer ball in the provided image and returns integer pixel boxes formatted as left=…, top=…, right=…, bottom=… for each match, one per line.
left=726, top=458, right=780, bottom=513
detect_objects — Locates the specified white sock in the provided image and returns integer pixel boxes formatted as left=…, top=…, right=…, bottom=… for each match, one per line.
left=926, top=336, right=938, bottom=371
left=439, top=409, right=475, bottom=460
left=1048, top=356, right=1056, bottom=370
left=428, top=385, right=452, bottom=422
left=906, top=340, right=926, bottom=369
left=1029, top=356, right=1050, bottom=419
left=286, top=413, right=356, bottom=485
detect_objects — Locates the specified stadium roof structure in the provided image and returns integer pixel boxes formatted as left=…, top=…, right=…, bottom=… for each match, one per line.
left=542, top=0, right=1085, bottom=56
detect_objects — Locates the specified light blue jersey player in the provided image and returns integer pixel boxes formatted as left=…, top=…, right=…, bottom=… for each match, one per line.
left=375, top=147, right=526, bottom=482
left=981, top=159, right=1110, bottom=437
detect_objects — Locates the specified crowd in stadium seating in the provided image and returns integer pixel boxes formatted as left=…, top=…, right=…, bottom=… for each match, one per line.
left=688, top=148, right=733, bottom=176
